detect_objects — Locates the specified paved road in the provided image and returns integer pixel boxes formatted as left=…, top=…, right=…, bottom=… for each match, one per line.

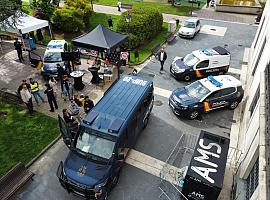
left=17, top=20, right=257, bottom=200
left=92, top=4, right=256, bottom=24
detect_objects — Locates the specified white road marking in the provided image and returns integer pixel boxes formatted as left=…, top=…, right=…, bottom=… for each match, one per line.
left=125, top=149, right=182, bottom=185
left=154, top=86, right=172, bottom=98
left=200, top=25, right=227, bottom=37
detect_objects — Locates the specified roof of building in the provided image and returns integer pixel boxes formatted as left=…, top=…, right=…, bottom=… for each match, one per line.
left=82, top=75, right=153, bottom=136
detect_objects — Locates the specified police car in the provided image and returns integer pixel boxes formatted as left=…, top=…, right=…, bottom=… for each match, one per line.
left=169, top=75, right=244, bottom=119
left=170, top=46, right=230, bottom=81
left=41, top=40, right=68, bottom=79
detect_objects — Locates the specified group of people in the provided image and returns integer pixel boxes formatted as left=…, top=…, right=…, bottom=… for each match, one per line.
left=17, top=75, right=95, bottom=119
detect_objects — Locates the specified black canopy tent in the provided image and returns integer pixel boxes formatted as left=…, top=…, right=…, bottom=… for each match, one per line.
left=72, top=24, right=128, bottom=53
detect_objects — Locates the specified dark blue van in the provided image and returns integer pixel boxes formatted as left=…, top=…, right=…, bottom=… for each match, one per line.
left=57, top=75, right=154, bottom=199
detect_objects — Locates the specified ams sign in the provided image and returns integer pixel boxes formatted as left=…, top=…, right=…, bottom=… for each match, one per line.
left=191, top=139, right=222, bottom=184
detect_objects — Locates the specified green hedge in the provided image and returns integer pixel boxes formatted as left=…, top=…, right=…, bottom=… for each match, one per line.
left=51, top=0, right=92, bottom=32
left=117, top=8, right=163, bottom=49
left=51, top=7, right=84, bottom=32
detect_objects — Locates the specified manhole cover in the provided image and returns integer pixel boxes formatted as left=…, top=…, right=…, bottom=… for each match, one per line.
left=210, top=28, right=216, bottom=31
left=154, top=100, right=163, bottom=106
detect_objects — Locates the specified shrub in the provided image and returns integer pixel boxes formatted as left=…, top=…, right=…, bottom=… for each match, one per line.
left=51, top=6, right=84, bottom=32
left=65, top=0, right=92, bottom=27
left=117, top=8, right=163, bottom=49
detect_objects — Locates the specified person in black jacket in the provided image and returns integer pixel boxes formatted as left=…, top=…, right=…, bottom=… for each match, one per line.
left=14, top=38, right=24, bottom=62
left=84, top=96, right=94, bottom=113
left=44, top=83, right=58, bottom=112
left=157, top=47, right=167, bottom=72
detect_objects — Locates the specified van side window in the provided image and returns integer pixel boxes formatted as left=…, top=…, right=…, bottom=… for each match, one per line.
left=206, top=91, right=220, bottom=100
left=196, top=60, right=209, bottom=69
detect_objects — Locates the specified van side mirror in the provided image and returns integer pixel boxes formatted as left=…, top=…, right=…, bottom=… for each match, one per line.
left=117, top=153, right=125, bottom=161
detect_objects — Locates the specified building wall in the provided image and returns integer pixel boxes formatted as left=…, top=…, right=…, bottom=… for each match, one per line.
left=235, top=1, right=270, bottom=200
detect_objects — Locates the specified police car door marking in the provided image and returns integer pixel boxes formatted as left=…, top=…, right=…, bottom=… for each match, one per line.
left=195, top=70, right=203, bottom=78
left=191, top=139, right=222, bottom=184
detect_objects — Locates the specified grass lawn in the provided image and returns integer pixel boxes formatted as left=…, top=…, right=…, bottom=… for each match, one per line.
left=0, top=100, right=59, bottom=177
left=130, top=23, right=169, bottom=64
left=93, top=0, right=206, bottom=15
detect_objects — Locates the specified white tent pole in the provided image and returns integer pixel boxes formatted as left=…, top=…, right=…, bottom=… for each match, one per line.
left=48, top=24, right=53, bottom=39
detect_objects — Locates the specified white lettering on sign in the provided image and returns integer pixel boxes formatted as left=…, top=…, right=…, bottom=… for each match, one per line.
left=191, top=166, right=217, bottom=184
left=191, top=139, right=222, bottom=184
left=189, top=191, right=205, bottom=200
left=123, top=77, right=147, bottom=86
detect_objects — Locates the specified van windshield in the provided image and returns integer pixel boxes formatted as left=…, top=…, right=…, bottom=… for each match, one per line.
left=44, top=52, right=62, bottom=62
left=183, top=53, right=199, bottom=67
left=75, top=131, right=115, bottom=160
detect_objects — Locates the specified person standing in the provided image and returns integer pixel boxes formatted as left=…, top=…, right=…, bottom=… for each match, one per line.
left=44, top=83, right=58, bottom=112
left=157, top=47, right=167, bottom=72
left=29, top=78, right=45, bottom=105
left=62, top=75, right=73, bottom=101
left=20, top=84, right=34, bottom=115
left=57, top=63, right=65, bottom=92
left=17, top=79, right=30, bottom=95
left=36, top=29, right=44, bottom=44
left=49, top=76, right=58, bottom=98
left=84, top=96, right=94, bottom=114
left=14, top=38, right=24, bottom=62
left=107, top=17, right=113, bottom=28
left=117, top=1, right=121, bottom=12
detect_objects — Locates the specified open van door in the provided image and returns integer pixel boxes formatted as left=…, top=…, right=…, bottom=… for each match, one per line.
left=58, top=115, right=73, bottom=147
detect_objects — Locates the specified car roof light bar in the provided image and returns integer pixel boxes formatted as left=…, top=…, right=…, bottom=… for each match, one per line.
left=207, top=76, right=223, bottom=87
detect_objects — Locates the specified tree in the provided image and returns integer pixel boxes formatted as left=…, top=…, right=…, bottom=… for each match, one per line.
left=0, top=0, right=21, bottom=30
left=32, top=0, right=59, bottom=20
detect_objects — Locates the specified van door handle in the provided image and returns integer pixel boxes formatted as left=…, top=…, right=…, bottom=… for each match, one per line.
left=213, top=61, right=219, bottom=64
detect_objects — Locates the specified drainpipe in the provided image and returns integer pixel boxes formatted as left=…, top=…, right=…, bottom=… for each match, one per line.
left=259, top=71, right=267, bottom=200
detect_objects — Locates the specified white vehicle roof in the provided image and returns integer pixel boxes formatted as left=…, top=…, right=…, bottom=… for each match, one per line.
left=185, top=18, right=199, bottom=23
left=200, top=75, right=242, bottom=92
left=192, top=46, right=230, bottom=60
left=46, top=40, right=66, bottom=52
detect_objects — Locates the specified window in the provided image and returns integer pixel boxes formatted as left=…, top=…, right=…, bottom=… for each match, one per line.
left=196, top=60, right=209, bottom=69
left=246, top=158, right=259, bottom=200
left=249, top=86, right=260, bottom=115
left=252, top=37, right=266, bottom=75
left=207, top=91, right=220, bottom=100
left=219, top=87, right=236, bottom=97
left=254, top=17, right=265, bottom=48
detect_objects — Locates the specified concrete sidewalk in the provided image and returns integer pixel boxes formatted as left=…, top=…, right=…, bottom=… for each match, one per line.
left=93, top=4, right=256, bottom=24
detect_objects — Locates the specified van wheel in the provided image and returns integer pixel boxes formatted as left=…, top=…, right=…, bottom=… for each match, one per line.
left=184, top=75, right=191, bottom=81
left=189, top=110, right=199, bottom=120
left=110, top=173, right=119, bottom=190
left=143, top=116, right=149, bottom=129
left=229, top=101, right=239, bottom=110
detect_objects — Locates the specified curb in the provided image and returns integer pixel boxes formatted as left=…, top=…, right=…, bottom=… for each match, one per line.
left=26, top=134, right=62, bottom=168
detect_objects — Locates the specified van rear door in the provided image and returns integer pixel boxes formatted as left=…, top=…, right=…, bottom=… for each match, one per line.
left=58, top=115, right=73, bottom=147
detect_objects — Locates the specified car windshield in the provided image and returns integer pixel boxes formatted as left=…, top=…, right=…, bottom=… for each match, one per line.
left=44, top=52, right=62, bottom=62
left=75, top=130, right=115, bottom=160
left=183, top=53, right=199, bottom=67
left=185, top=81, right=210, bottom=101
left=184, top=21, right=195, bottom=28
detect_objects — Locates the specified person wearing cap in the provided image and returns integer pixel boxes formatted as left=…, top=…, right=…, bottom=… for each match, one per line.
left=44, top=83, right=58, bottom=112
